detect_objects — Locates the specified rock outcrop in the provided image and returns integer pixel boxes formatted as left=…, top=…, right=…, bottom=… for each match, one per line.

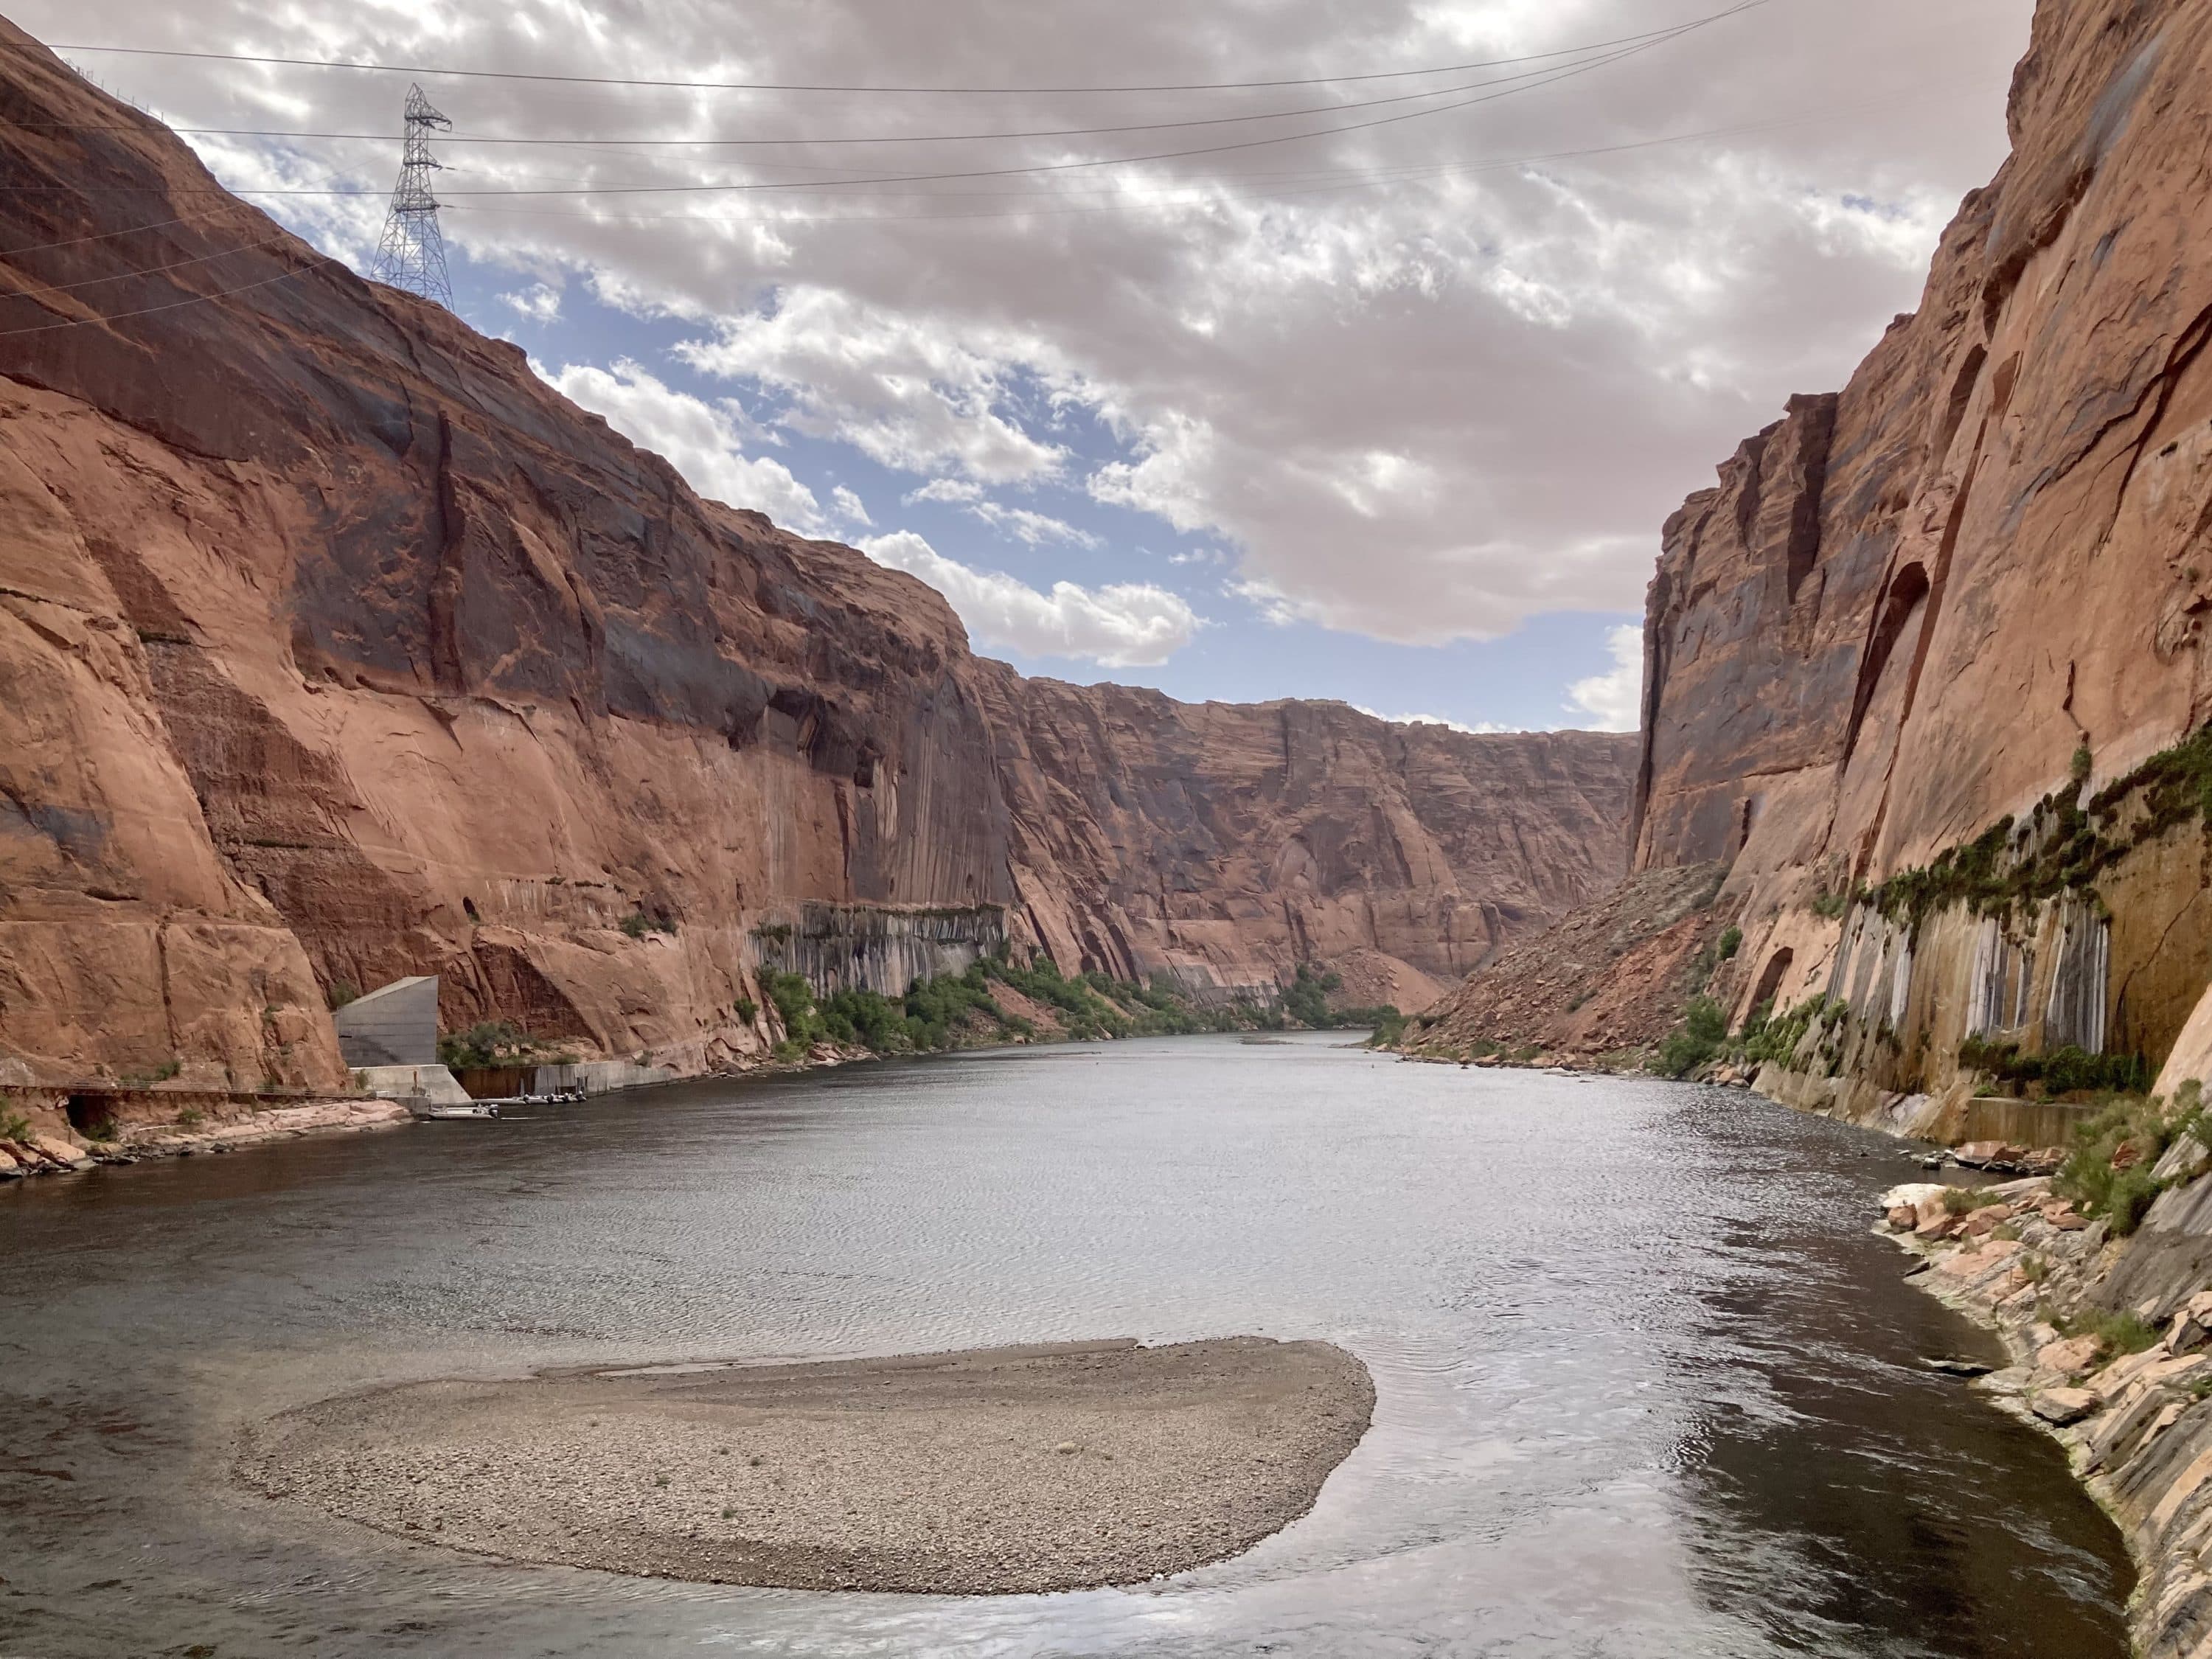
left=0, top=22, right=1634, bottom=1093
left=977, top=669, right=1631, bottom=1000
left=1413, top=0, right=2212, bottom=1102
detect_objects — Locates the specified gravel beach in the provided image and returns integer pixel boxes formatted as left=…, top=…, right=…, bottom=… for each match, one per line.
left=237, top=1336, right=1374, bottom=1593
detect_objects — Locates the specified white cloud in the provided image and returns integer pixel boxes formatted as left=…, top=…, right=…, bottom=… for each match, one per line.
left=1354, top=706, right=1511, bottom=734
left=499, top=282, right=562, bottom=323
left=904, top=478, right=1096, bottom=546
left=858, top=530, right=1200, bottom=667
left=94, top=0, right=2036, bottom=653
left=905, top=479, right=985, bottom=507
left=677, top=288, right=1068, bottom=484
left=1565, top=625, right=1645, bottom=732
left=830, top=484, right=873, bottom=527
left=540, top=360, right=830, bottom=535
left=971, top=501, right=1100, bottom=548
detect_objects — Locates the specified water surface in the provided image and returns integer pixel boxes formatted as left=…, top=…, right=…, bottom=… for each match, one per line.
left=0, top=1034, right=2129, bottom=1656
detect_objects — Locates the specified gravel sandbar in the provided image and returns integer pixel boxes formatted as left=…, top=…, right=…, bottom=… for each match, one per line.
left=237, top=1336, right=1373, bottom=1593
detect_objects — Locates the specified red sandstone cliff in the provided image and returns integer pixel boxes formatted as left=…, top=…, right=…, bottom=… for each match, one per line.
left=1414, top=0, right=2212, bottom=1096
left=0, top=23, right=1632, bottom=1092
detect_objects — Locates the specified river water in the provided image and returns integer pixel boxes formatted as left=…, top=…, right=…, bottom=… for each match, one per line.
left=0, top=1034, right=2129, bottom=1657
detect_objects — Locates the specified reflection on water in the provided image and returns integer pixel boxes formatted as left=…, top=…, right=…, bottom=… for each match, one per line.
left=0, top=1035, right=2127, bottom=1657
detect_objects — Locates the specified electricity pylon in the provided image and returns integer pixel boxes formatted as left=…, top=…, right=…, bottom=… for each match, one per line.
left=369, top=85, right=454, bottom=307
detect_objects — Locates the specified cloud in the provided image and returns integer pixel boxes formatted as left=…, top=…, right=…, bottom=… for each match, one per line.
left=499, top=282, right=562, bottom=323
left=858, top=530, right=1200, bottom=667
left=677, top=288, right=1068, bottom=484
left=905, top=479, right=985, bottom=507
left=539, top=359, right=830, bottom=535
left=1354, top=706, right=1511, bottom=734
left=88, top=0, right=2036, bottom=648
left=972, top=501, right=1101, bottom=548
left=904, top=478, right=1096, bottom=546
left=1565, top=625, right=1644, bottom=732
left=830, top=484, right=873, bottom=526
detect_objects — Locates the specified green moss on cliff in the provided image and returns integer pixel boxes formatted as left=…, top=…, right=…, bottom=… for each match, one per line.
left=1862, top=722, right=2212, bottom=931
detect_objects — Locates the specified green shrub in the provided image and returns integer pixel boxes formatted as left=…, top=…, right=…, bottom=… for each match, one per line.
left=1653, top=996, right=1728, bottom=1079
left=2061, top=1307, right=2162, bottom=1357
left=1717, top=927, right=1742, bottom=961
left=733, top=998, right=759, bottom=1024
left=1809, top=888, right=1851, bottom=919
left=1958, top=1036, right=2149, bottom=1097
left=1941, top=1186, right=2006, bottom=1215
left=2054, top=1093, right=2191, bottom=1233
left=765, top=973, right=824, bottom=1047
left=439, top=1021, right=531, bottom=1069
left=327, top=979, right=359, bottom=1009
left=1365, top=1010, right=1411, bottom=1048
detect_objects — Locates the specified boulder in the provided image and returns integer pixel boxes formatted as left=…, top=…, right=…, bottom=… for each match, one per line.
left=2031, top=1388, right=2100, bottom=1426
left=28, top=1133, right=91, bottom=1170
left=1955, top=1141, right=2006, bottom=1167
left=1885, top=1205, right=1919, bottom=1231
left=1881, top=1181, right=1949, bottom=1211
left=2035, top=1336, right=2102, bottom=1377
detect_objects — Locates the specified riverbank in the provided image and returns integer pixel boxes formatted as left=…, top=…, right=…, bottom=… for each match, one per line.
left=1738, top=1044, right=2212, bottom=1658
left=0, top=1092, right=411, bottom=1177
left=236, top=1336, right=1375, bottom=1595
left=1867, top=1169, right=2212, bottom=1658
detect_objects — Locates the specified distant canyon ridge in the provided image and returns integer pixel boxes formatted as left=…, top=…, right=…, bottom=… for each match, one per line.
left=0, top=19, right=1633, bottom=1093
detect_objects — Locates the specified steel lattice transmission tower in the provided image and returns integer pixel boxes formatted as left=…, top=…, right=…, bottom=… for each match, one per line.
left=369, top=85, right=455, bottom=307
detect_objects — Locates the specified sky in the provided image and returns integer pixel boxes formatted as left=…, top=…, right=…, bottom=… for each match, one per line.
left=17, top=0, right=2034, bottom=732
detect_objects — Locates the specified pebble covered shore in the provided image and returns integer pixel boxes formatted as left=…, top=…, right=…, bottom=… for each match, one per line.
left=237, top=1336, right=1376, bottom=1595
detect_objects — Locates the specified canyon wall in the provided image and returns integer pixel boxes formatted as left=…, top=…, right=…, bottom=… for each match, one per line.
left=1414, top=0, right=2212, bottom=1102
left=0, top=23, right=1633, bottom=1093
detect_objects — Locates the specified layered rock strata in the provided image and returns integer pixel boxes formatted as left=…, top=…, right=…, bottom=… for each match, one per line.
left=0, top=21, right=1634, bottom=1099
left=1414, top=0, right=2212, bottom=1108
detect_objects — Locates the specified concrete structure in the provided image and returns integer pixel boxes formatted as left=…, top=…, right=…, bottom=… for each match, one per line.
left=354, top=1063, right=471, bottom=1105
left=333, top=975, right=439, bottom=1067
left=532, top=1059, right=681, bottom=1096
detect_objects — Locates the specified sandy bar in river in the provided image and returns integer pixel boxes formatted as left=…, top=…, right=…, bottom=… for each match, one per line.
left=237, top=1335, right=1374, bottom=1593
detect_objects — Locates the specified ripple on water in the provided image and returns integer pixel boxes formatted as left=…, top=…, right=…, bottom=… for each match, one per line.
left=0, top=1035, right=2130, bottom=1658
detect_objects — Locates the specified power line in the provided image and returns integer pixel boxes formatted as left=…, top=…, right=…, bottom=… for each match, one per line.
left=11, top=41, right=1704, bottom=152
left=429, top=80, right=1997, bottom=228
left=1, top=29, right=1725, bottom=202
left=0, top=209, right=233, bottom=258
left=0, top=73, right=1988, bottom=266
left=0, top=228, right=298, bottom=293
left=0, top=256, right=337, bottom=336
left=48, top=7, right=1770, bottom=96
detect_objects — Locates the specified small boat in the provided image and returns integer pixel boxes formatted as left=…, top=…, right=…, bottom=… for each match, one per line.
left=406, top=1097, right=501, bottom=1121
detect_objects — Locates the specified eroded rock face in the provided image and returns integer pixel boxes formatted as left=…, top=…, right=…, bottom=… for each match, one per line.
left=979, top=669, right=1634, bottom=995
left=1420, top=0, right=2212, bottom=1088
left=0, top=23, right=1634, bottom=1088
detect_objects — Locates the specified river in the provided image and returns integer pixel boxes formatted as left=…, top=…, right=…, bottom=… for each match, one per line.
left=0, top=1033, right=2129, bottom=1657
